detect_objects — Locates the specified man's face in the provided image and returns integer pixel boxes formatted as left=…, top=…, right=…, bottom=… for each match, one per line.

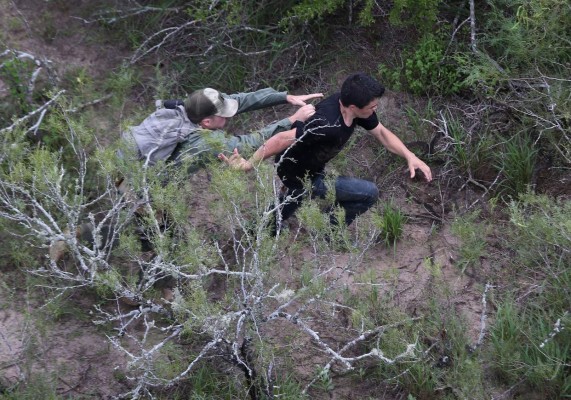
left=202, top=115, right=228, bottom=129
left=355, top=99, right=379, bottom=118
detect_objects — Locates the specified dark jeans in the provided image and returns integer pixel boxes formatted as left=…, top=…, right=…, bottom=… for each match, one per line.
left=279, top=175, right=379, bottom=227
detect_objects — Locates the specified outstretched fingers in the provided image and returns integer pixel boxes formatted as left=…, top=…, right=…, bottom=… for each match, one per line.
left=408, top=157, right=433, bottom=182
left=218, top=148, right=252, bottom=171
left=300, top=93, right=324, bottom=102
left=287, top=93, right=324, bottom=106
left=218, top=148, right=240, bottom=164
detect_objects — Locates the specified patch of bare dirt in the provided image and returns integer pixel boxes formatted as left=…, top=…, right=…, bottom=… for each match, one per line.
left=0, top=293, right=131, bottom=397
left=1, top=0, right=128, bottom=81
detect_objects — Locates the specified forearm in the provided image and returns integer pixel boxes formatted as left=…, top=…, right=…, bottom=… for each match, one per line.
left=249, top=143, right=274, bottom=165
left=229, top=88, right=287, bottom=114
left=251, top=129, right=296, bottom=163
left=224, top=144, right=275, bottom=172
left=219, top=118, right=291, bottom=157
left=370, top=123, right=433, bottom=181
left=220, top=129, right=298, bottom=172
left=372, top=124, right=415, bottom=161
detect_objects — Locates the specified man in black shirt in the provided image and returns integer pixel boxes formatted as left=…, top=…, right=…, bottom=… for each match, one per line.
left=220, top=73, right=432, bottom=228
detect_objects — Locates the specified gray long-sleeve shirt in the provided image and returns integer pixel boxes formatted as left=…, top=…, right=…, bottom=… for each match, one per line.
left=124, top=88, right=291, bottom=167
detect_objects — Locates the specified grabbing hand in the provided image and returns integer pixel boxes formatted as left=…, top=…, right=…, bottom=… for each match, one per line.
left=407, top=156, right=432, bottom=182
left=218, top=148, right=253, bottom=171
left=286, top=93, right=323, bottom=106
left=289, top=104, right=316, bottom=123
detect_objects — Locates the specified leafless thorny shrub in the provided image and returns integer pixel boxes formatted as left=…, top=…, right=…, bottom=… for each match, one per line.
left=423, top=71, right=570, bottom=204
left=175, top=163, right=421, bottom=397
left=419, top=78, right=568, bottom=210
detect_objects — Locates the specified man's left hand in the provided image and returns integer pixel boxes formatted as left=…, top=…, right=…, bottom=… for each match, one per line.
left=408, top=156, right=432, bottom=182
left=218, top=148, right=253, bottom=171
left=286, top=93, right=323, bottom=106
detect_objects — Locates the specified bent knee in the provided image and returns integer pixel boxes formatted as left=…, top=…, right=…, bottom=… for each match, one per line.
left=364, top=182, right=379, bottom=203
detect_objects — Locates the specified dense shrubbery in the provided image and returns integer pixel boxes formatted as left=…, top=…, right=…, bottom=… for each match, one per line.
left=379, top=33, right=467, bottom=96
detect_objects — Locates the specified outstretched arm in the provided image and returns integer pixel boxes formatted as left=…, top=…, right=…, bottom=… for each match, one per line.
left=218, top=104, right=315, bottom=157
left=369, top=123, right=432, bottom=181
left=227, top=89, right=323, bottom=114
left=218, top=128, right=297, bottom=171
left=162, top=90, right=323, bottom=112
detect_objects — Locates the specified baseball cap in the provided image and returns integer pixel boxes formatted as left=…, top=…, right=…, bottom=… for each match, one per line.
left=184, top=88, right=239, bottom=123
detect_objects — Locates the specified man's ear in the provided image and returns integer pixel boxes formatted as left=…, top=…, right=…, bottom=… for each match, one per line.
left=200, top=117, right=212, bottom=129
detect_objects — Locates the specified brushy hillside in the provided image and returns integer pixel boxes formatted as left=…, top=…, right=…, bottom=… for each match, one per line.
left=1, top=1, right=569, bottom=399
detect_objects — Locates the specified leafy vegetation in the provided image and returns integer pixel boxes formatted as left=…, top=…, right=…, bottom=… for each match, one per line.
left=451, top=211, right=489, bottom=273
left=379, top=33, right=467, bottom=96
left=496, top=134, right=538, bottom=198
left=376, top=202, right=407, bottom=248
left=388, top=0, right=441, bottom=33
left=490, top=194, right=571, bottom=397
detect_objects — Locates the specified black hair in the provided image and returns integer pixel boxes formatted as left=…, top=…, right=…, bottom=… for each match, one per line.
left=340, top=73, right=385, bottom=108
left=184, top=90, right=217, bottom=124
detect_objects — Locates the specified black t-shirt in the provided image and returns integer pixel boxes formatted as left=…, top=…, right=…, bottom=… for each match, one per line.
left=276, top=93, right=379, bottom=188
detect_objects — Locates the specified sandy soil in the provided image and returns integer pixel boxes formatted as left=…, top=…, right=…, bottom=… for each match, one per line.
left=0, top=297, right=131, bottom=397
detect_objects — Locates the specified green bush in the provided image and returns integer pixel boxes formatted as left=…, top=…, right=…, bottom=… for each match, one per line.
left=0, top=374, right=61, bottom=400
left=0, top=58, right=32, bottom=117
left=389, top=0, right=441, bottom=33
left=379, top=34, right=466, bottom=96
left=379, top=202, right=407, bottom=248
left=451, top=211, right=489, bottom=273
left=507, top=193, right=571, bottom=272
left=439, top=112, right=498, bottom=181
left=483, top=0, right=571, bottom=73
left=490, top=299, right=571, bottom=397
left=280, top=0, right=346, bottom=26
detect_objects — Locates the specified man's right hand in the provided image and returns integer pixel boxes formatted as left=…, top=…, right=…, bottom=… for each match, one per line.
left=289, top=104, right=316, bottom=124
left=286, top=93, right=323, bottom=106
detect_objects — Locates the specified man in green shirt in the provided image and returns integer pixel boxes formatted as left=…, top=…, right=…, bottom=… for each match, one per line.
left=123, top=87, right=322, bottom=170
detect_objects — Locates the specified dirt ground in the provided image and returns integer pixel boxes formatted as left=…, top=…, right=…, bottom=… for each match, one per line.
left=0, top=1, right=494, bottom=399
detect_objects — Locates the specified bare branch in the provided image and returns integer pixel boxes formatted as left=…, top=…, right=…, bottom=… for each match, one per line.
left=0, top=90, right=66, bottom=135
left=469, top=0, right=477, bottom=53
left=72, top=6, right=185, bottom=25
